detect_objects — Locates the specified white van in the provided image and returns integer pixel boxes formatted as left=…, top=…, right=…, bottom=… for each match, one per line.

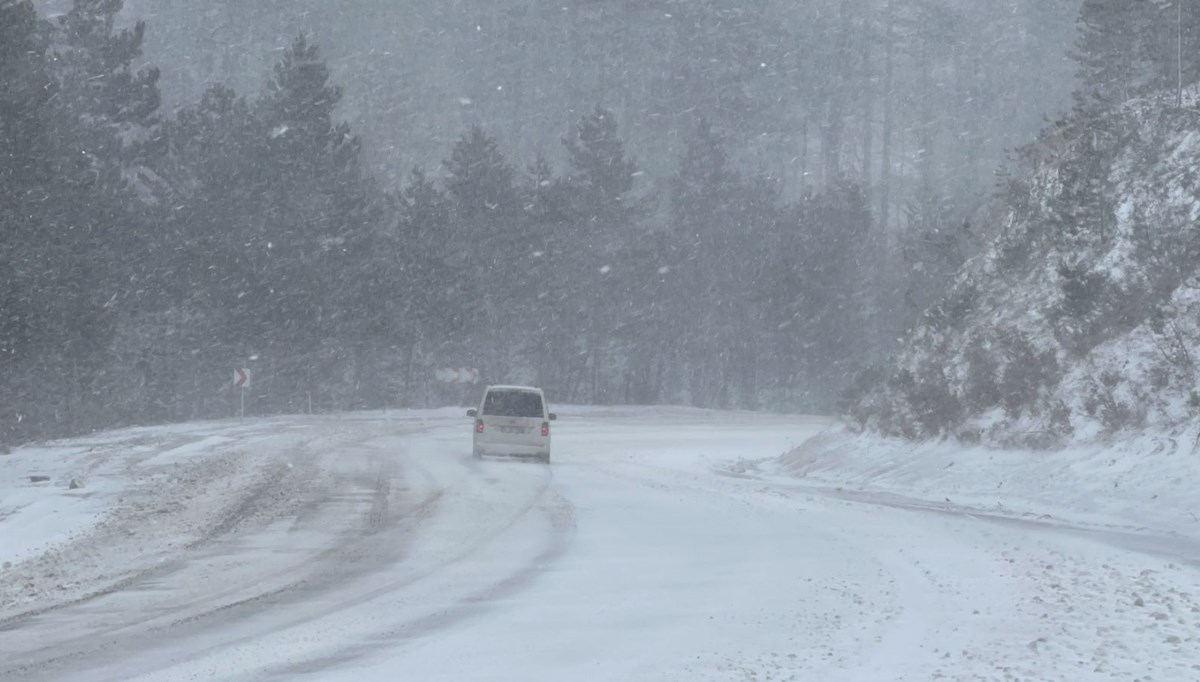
left=467, top=385, right=556, bottom=463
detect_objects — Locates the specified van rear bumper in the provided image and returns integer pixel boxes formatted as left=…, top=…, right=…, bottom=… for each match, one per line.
left=473, top=441, right=550, bottom=458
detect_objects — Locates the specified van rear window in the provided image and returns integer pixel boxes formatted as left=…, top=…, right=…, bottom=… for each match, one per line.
left=482, top=391, right=544, bottom=418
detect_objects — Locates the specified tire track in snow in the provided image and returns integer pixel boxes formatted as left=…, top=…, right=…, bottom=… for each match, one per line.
left=128, top=460, right=559, bottom=679
left=0, top=443, right=310, bottom=630
left=259, top=488, right=577, bottom=679
left=14, top=432, right=565, bottom=682
left=0, top=425, right=427, bottom=680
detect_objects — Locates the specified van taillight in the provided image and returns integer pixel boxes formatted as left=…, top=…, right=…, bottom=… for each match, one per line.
left=475, top=419, right=485, bottom=433
left=541, top=422, right=550, bottom=437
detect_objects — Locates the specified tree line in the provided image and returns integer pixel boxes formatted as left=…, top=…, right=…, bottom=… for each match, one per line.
left=1074, top=0, right=1200, bottom=112
left=8, top=1, right=1185, bottom=445
left=1, top=0, right=878, bottom=444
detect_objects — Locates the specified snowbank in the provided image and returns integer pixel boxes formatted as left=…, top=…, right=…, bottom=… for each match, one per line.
left=0, top=416, right=331, bottom=619
left=772, top=424, right=1200, bottom=540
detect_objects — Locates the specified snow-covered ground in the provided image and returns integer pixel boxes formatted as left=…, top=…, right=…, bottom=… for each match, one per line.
left=2, top=408, right=1199, bottom=681
left=772, top=424, right=1200, bottom=543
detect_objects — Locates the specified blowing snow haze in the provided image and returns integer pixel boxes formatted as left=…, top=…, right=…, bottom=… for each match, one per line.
left=7, top=1, right=1200, bottom=680
left=5, top=0, right=1083, bottom=444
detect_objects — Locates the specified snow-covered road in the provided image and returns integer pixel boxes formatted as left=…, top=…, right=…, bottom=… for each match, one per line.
left=3, top=408, right=1199, bottom=681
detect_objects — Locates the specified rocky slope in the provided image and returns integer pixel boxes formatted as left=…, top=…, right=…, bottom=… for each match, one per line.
left=851, top=94, right=1200, bottom=449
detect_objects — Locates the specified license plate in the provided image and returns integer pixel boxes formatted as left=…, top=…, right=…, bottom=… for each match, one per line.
left=499, top=426, right=527, bottom=434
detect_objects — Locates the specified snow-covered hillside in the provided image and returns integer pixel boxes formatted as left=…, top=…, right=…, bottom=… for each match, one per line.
left=853, top=95, right=1200, bottom=448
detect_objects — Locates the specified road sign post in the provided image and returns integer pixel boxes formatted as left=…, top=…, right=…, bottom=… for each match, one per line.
left=233, top=368, right=252, bottom=419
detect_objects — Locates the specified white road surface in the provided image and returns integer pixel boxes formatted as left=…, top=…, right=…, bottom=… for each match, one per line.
left=2, top=408, right=1199, bottom=681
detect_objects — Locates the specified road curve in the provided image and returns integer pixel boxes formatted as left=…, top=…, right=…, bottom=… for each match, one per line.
left=2, top=408, right=1198, bottom=681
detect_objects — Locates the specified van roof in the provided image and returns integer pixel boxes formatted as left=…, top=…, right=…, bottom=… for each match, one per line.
left=485, top=385, right=544, bottom=393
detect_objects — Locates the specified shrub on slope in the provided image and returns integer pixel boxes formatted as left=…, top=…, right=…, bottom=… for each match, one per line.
left=853, top=99, right=1200, bottom=448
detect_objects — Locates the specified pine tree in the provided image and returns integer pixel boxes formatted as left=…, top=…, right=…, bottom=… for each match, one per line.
left=666, top=120, right=790, bottom=408
left=333, top=191, right=401, bottom=410
left=790, top=181, right=875, bottom=406
left=524, top=155, right=571, bottom=228
left=252, top=33, right=374, bottom=410
left=1073, top=0, right=1200, bottom=112
left=54, top=0, right=162, bottom=168
left=563, top=105, right=638, bottom=229
left=444, top=125, right=519, bottom=221
left=560, top=106, right=640, bottom=402
left=900, top=198, right=977, bottom=317
left=163, top=84, right=267, bottom=344
left=442, top=126, right=526, bottom=381
left=398, top=167, right=469, bottom=370
left=670, top=118, right=739, bottom=239
left=670, top=119, right=738, bottom=406
left=520, top=155, right=585, bottom=399
left=28, top=0, right=165, bottom=432
left=403, top=167, right=452, bottom=242
left=116, top=83, right=266, bottom=422
left=0, top=1, right=54, bottom=441
left=0, top=2, right=52, bottom=196
left=1144, top=0, right=1200, bottom=104
left=399, top=167, right=458, bottom=339
left=1074, top=0, right=1146, bottom=111
left=659, top=0, right=782, bottom=140
left=260, top=33, right=347, bottom=182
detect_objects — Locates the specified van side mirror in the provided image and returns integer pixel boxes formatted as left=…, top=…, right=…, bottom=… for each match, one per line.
left=467, top=409, right=477, bottom=418
left=548, top=413, right=557, bottom=421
